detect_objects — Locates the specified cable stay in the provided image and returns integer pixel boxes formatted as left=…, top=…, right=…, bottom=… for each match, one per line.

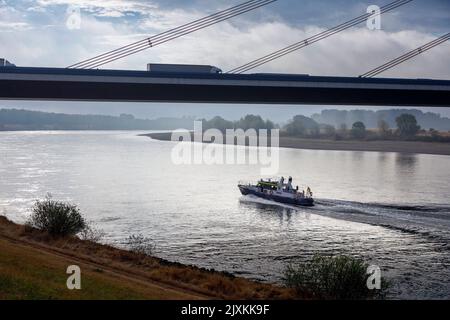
left=227, top=0, right=413, bottom=74
left=68, top=0, right=277, bottom=69
left=360, top=32, right=450, bottom=77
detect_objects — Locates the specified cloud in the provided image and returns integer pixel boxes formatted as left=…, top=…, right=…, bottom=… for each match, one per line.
left=0, top=2, right=31, bottom=31
left=140, top=7, right=203, bottom=32
left=0, top=0, right=448, bottom=79
left=103, top=21, right=449, bottom=79
left=35, top=0, right=158, bottom=17
left=0, top=21, right=30, bottom=30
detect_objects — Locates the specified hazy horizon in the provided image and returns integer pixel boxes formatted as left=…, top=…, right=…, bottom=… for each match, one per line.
left=1, top=101, right=450, bottom=123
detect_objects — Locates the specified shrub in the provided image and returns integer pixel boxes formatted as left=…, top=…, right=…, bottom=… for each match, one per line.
left=78, top=225, right=105, bottom=242
left=27, top=196, right=86, bottom=237
left=284, top=255, right=388, bottom=300
left=125, top=234, right=155, bottom=256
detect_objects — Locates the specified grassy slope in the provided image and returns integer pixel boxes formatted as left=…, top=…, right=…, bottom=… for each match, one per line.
left=0, top=237, right=196, bottom=300
left=0, top=217, right=297, bottom=300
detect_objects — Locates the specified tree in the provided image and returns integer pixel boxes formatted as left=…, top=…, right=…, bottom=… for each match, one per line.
left=236, top=114, right=272, bottom=131
left=320, top=124, right=336, bottom=137
left=202, top=116, right=234, bottom=133
left=334, top=123, right=348, bottom=140
left=119, top=113, right=135, bottom=120
left=429, top=128, right=439, bottom=139
left=265, top=119, right=275, bottom=130
left=339, top=123, right=347, bottom=134
left=284, top=115, right=319, bottom=137
left=351, top=121, right=366, bottom=139
left=396, top=114, right=420, bottom=137
left=377, top=119, right=390, bottom=138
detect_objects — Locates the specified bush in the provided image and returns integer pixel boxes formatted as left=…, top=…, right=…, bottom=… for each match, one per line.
left=27, top=196, right=86, bottom=237
left=125, top=234, right=155, bottom=256
left=78, top=225, right=105, bottom=242
left=284, top=255, right=388, bottom=300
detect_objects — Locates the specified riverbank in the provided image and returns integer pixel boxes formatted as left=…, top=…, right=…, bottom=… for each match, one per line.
left=0, top=216, right=296, bottom=300
left=142, top=132, right=450, bottom=156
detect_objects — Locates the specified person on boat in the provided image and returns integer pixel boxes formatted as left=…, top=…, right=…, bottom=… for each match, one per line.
left=287, top=176, right=293, bottom=191
left=278, top=176, right=285, bottom=190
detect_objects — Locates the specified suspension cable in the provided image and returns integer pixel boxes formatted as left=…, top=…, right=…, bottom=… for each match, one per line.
left=68, top=0, right=277, bottom=69
left=360, top=32, right=450, bottom=77
left=228, top=0, right=413, bottom=74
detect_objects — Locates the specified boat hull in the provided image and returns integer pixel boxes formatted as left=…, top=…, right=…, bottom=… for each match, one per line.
left=238, top=185, right=314, bottom=207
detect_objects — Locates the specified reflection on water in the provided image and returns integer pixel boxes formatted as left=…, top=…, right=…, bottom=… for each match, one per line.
left=239, top=199, right=299, bottom=227
left=395, top=153, right=418, bottom=169
left=377, top=152, right=389, bottom=163
left=0, top=131, right=449, bottom=299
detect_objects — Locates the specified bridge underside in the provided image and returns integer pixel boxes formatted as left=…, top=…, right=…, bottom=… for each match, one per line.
left=0, top=67, right=449, bottom=106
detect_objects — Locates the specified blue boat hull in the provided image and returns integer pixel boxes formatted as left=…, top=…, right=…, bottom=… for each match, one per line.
left=238, top=185, right=314, bottom=207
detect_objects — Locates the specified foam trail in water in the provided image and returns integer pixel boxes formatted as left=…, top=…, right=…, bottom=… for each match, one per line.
left=240, top=195, right=450, bottom=242
left=239, top=195, right=302, bottom=212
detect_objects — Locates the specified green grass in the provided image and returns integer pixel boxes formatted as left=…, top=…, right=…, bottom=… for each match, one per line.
left=0, top=238, right=195, bottom=300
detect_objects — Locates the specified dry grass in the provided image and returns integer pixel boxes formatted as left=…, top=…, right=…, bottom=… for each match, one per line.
left=0, top=216, right=299, bottom=300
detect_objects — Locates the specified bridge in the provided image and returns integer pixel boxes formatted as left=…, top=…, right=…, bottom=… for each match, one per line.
left=1, top=0, right=448, bottom=107
left=0, top=66, right=449, bottom=106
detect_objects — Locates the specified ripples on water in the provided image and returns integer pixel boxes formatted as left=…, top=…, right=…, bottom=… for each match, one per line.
left=0, top=131, right=449, bottom=299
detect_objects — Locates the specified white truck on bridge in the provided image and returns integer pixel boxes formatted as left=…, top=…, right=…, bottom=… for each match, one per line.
left=147, top=63, right=222, bottom=74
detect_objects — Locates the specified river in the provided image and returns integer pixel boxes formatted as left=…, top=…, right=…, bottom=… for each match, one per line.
left=0, top=131, right=449, bottom=299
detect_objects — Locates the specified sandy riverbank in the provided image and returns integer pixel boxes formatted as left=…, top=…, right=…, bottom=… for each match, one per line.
left=142, top=132, right=450, bottom=156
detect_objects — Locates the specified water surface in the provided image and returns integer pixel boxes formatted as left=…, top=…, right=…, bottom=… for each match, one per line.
left=1, top=131, right=449, bottom=299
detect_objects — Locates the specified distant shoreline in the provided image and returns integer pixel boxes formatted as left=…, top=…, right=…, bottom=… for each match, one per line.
left=141, top=132, right=450, bottom=156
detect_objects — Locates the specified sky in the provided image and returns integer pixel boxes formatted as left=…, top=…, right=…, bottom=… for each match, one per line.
left=0, top=0, right=449, bottom=121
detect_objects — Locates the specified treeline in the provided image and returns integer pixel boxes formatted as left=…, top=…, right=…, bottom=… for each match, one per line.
left=312, top=109, right=450, bottom=131
left=2, top=108, right=449, bottom=143
left=0, top=109, right=195, bottom=131
left=201, top=114, right=275, bottom=132
left=282, top=113, right=450, bottom=142
left=202, top=113, right=450, bottom=143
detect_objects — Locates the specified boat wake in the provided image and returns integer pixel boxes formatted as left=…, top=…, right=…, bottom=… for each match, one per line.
left=239, top=194, right=301, bottom=212
left=240, top=195, right=450, bottom=243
